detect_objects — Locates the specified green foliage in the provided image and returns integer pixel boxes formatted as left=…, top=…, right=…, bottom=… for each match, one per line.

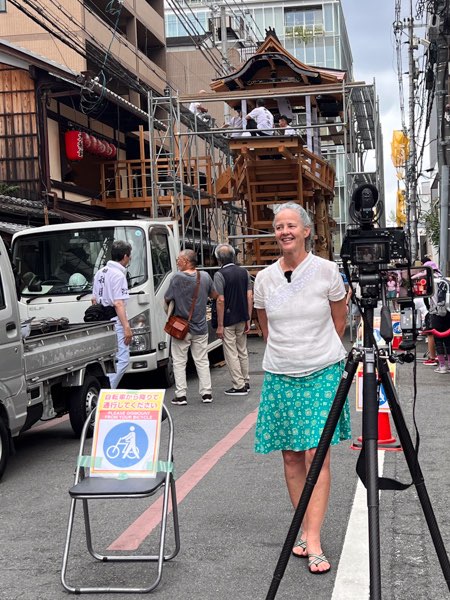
left=285, top=24, right=323, bottom=42
left=0, top=182, right=19, bottom=195
left=423, top=206, right=440, bottom=249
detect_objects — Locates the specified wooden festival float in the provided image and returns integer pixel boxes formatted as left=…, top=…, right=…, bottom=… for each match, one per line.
left=210, top=32, right=347, bottom=265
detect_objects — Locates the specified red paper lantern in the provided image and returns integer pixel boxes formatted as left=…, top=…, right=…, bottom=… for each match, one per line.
left=103, top=143, right=113, bottom=158
left=65, top=130, right=83, bottom=161
left=89, top=136, right=99, bottom=154
left=106, top=142, right=116, bottom=158
left=81, top=132, right=91, bottom=151
left=108, top=143, right=117, bottom=158
left=96, top=139, right=106, bottom=156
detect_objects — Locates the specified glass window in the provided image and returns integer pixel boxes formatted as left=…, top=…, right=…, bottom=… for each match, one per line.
left=0, top=0, right=5, bottom=12
left=285, top=11, right=294, bottom=27
left=325, top=36, right=335, bottom=67
left=315, top=43, right=324, bottom=66
left=12, top=226, right=148, bottom=296
left=304, top=10, right=314, bottom=25
left=254, top=8, right=264, bottom=34
left=149, top=230, right=172, bottom=291
left=274, top=8, right=283, bottom=37
left=305, top=43, right=315, bottom=64
left=166, top=14, right=177, bottom=37
left=264, top=7, right=273, bottom=28
left=324, top=4, right=333, bottom=32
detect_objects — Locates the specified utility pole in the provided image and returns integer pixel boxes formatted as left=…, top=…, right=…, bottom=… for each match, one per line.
left=407, top=3, right=419, bottom=261
left=434, top=0, right=450, bottom=275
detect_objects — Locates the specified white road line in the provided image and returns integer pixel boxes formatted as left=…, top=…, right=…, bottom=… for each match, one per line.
left=331, top=451, right=385, bottom=600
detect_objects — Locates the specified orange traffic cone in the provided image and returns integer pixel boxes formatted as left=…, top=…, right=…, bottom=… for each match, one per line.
left=351, top=412, right=402, bottom=451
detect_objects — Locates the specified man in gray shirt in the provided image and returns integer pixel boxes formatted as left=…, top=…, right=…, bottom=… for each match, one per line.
left=165, top=249, right=217, bottom=405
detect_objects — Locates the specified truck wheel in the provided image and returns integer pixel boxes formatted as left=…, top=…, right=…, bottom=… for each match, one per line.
left=68, top=375, right=101, bottom=438
left=0, top=418, right=10, bottom=480
left=159, top=355, right=175, bottom=388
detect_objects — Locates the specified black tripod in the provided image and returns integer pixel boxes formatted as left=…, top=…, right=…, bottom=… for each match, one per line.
left=266, top=305, right=450, bottom=600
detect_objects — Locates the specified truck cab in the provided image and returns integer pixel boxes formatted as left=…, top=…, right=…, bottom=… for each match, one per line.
left=12, top=220, right=198, bottom=384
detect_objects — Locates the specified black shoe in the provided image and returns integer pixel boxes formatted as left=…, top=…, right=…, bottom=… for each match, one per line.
left=171, top=396, right=187, bottom=405
left=202, top=394, right=213, bottom=404
left=225, top=387, right=248, bottom=396
left=245, top=383, right=250, bottom=391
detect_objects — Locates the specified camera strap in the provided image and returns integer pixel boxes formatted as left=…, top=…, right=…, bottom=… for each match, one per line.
left=356, top=445, right=412, bottom=491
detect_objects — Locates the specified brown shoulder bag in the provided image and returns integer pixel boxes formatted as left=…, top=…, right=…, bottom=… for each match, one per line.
left=164, top=271, right=201, bottom=340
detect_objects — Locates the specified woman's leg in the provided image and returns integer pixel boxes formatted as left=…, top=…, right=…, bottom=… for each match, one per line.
left=303, top=448, right=331, bottom=572
left=282, top=450, right=307, bottom=556
left=282, top=448, right=332, bottom=571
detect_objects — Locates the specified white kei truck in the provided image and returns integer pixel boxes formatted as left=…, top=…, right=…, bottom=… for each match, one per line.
left=0, top=235, right=117, bottom=479
left=11, top=219, right=220, bottom=390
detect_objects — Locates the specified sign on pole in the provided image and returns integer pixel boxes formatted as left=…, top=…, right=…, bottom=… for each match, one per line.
left=90, top=389, right=165, bottom=478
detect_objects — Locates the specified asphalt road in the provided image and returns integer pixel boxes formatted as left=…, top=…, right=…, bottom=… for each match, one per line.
left=0, top=335, right=449, bottom=600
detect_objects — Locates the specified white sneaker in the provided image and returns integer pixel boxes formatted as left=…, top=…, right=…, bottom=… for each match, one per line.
left=434, top=366, right=448, bottom=374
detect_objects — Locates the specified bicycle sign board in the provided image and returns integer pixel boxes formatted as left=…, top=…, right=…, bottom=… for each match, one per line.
left=90, top=389, right=165, bottom=478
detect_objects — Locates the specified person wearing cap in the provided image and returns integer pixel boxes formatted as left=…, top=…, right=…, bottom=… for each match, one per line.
left=278, top=115, right=296, bottom=136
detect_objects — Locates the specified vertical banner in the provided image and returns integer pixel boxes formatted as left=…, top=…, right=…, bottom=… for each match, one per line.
left=90, top=389, right=165, bottom=478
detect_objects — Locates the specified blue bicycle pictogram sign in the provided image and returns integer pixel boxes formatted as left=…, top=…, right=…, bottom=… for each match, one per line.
left=103, top=422, right=149, bottom=468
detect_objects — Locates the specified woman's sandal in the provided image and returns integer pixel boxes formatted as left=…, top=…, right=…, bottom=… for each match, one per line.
left=308, top=552, right=331, bottom=574
left=292, top=538, right=307, bottom=558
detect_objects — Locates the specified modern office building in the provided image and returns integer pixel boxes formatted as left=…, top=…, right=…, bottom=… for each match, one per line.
left=0, top=0, right=167, bottom=103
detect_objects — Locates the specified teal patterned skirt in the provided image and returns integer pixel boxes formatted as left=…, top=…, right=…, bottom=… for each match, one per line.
left=254, top=362, right=351, bottom=454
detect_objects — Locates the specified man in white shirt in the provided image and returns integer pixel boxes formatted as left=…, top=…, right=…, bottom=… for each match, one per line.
left=188, top=90, right=212, bottom=125
left=92, top=240, right=132, bottom=388
left=246, top=99, right=274, bottom=136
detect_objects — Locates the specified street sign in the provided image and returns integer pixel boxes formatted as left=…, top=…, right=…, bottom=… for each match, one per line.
left=90, top=389, right=165, bottom=478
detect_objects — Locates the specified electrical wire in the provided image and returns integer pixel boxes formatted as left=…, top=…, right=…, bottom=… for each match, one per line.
left=228, top=0, right=265, bottom=41
left=166, top=0, right=225, bottom=75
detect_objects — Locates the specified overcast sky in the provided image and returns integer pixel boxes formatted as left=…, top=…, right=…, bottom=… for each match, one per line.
left=340, top=0, right=403, bottom=222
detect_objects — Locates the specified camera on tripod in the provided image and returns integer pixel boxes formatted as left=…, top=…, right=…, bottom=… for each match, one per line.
left=340, top=184, right=433, bottom=349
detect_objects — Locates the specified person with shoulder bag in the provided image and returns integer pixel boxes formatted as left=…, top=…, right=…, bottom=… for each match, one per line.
left=164, top=249, right=217, bottom=405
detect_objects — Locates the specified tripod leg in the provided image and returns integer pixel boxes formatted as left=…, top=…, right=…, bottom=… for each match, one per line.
left=265, top=352, right=359, bottom=600
left=362, top=347, right=382, bottom=600
left=379, top=360, right=450, bottom=590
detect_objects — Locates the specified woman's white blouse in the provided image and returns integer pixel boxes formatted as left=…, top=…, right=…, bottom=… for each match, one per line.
left=253, top=253, right=346, bottom=375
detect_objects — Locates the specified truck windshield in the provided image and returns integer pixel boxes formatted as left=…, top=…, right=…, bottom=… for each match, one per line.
left=13, top=226, right=148, bottom=296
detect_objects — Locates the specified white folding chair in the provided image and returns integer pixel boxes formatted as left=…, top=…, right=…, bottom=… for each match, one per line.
left=61, top=404, right=180, bottom=594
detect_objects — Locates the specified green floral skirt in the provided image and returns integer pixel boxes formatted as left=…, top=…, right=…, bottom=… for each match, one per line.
left=254, top=362, right=351, bottom=454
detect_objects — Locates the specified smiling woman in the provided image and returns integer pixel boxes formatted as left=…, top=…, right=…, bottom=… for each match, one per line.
left=253, top=201, right=350, bottom=575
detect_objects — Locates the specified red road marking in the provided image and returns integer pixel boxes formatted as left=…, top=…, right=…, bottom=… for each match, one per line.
left=108, top=408, right=258, bottom=551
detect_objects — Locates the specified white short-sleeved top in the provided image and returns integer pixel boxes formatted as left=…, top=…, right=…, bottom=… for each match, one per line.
left=92, top=260, right=129, bottom=319
left=253, top=253, right=346, bottom=375
left=247, top=106, right=274, bottom=133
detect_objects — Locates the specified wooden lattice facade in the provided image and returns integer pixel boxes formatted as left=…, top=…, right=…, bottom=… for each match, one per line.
left=0, top=64, right=39, bottom=199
